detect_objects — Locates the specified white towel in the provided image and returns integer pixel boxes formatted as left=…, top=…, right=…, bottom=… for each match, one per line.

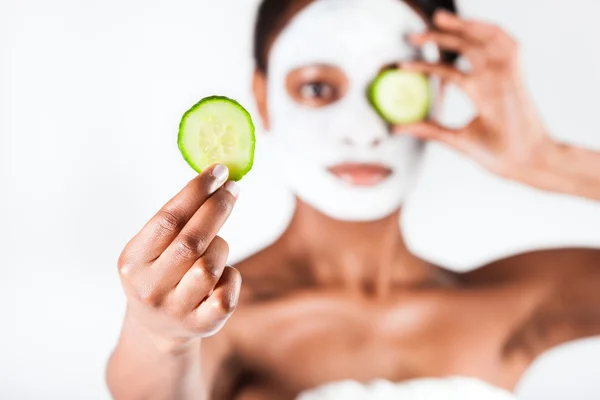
left=296, top=377, right=517, bottom=400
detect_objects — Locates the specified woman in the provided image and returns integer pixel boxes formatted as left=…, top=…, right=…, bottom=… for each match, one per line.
left=107, top=0, right=600, bottom=398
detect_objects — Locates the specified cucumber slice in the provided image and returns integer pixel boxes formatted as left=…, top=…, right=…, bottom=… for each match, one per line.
left=369, top=69, right=431, bottom=125
left=178, top=96, right=255, bottom=181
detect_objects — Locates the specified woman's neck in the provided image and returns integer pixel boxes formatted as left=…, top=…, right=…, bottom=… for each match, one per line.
left=280, top=199, right=446, bottom=298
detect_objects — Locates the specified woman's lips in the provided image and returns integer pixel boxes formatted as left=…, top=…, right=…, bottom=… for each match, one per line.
left=327, top=163, right=393, bottom=186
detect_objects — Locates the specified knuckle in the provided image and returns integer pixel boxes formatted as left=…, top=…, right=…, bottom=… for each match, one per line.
left=138, top=286, right=163, bottom=308
left=205, top=269, right=242, bottom=316
left=173, top=233, right=202, bottom=259
left=215, top=294, right=238, bottom=315
left=195, top=259, right=220, bottom=282
left=156, top=209, right=186, bottom=234
left=196, top=234, right=210, bottom=254
left=117, top=254, right=136, bottom=278
left=118, top=262, right=136, bottom=280
left=487, top=51, right=511, bottom=69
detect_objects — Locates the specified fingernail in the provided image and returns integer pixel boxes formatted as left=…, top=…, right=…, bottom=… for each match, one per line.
left=208, top=164, right=229, bottom=194
left=212, top=164, right=229, bottom=183
left=224, top=180, right=240, bottom=199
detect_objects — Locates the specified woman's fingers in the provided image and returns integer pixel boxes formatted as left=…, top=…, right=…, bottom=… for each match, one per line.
left=190, top=266, right=242, bottom=336
left=154, top=181, right=239, bottom=276
left=401, top=61, right=468, bottom=89
left=409, top=31, right=471, bottom=54
left=120, top=164, right=230, bottom=267
left=432, top=10, right=519, bottom=63
left=408, top=31, right=487, bottom=72
left=170, top=236, right=230, bottom=312
left=432, top=10, right=470, bottom=37
left=117, top=164, right=239, bottom=315
left=433, top=10, right=495, bottom=44
left=393, top=121, right=463, bottom=147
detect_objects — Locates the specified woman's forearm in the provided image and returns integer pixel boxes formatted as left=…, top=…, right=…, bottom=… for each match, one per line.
left=106, top=313, right=206, bottom=400
left=525, top=141, right=600, bottom=201
left=524, top=140, right=600, bottom=201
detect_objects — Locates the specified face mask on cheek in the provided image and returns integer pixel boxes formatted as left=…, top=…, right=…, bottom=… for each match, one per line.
left=263, top=0, right=435, bottom=222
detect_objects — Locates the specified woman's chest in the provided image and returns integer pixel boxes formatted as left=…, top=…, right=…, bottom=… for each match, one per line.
left=226, top=290, right=527, bottom=396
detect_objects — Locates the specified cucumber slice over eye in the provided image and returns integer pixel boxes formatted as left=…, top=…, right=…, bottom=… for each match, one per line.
left=178, top=96, right=256, bottom=181
left=369, top=69, right=432, bottom=125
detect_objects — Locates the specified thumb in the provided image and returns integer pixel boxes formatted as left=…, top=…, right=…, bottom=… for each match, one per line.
left=392, top=121, right=461, bottom=145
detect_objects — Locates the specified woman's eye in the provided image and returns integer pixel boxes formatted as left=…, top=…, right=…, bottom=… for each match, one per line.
left=300, top=82, right=334, bottom=100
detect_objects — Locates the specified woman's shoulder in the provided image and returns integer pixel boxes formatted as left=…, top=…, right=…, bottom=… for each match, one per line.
left=456, top=247, right=600, bottom=364
left=460, top=247, right=600, bottom=285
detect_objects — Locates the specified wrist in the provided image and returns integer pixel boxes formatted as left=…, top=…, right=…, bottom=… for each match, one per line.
left=123, top=312, right=200, bottom=356
left=519, top=137, right=567, bottom=190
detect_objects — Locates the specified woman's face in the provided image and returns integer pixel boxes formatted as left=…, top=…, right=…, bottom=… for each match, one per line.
left=260, top=0, right=436, bottom=222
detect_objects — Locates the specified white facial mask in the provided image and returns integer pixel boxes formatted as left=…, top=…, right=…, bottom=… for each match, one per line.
left=263, top=0, right=435, bottom=221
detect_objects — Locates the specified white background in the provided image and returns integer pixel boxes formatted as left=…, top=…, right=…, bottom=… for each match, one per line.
left=2, top=0, right=600, bottom=399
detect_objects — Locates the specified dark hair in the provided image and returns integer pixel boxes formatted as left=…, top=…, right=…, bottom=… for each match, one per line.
left=254, top=0, right=459, bottom=74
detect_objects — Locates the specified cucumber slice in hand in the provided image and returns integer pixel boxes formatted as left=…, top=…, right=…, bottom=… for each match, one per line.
left=178, top=96, right=255, bottom=181
left=369, top=69, right=431, bottom=125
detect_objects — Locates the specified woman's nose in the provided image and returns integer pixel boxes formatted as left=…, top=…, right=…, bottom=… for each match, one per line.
left=338, top=114, right=389, bottom=147
left=332, top=96, right=390, bottom=147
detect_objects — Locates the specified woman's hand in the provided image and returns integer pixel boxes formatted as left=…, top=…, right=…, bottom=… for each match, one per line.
left=394, top=10, right=554, bottom=183
left=117, top=164, right=242, bottom=352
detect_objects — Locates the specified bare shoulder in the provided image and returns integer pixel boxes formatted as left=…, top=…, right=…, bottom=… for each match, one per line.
left=462, top=247, right=600, bottom=359
left=462, top=247, right=600, bottom=285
